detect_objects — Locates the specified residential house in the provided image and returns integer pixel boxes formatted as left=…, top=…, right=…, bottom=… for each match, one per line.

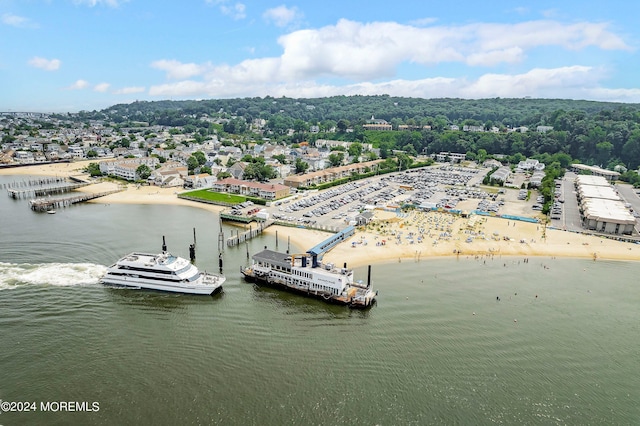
left=315, top=139, right=373, bottom=151
left=67, top=146, right=85, bottom=159
left=283, top=160, right=383, bottom=188
left=362, top=116, right=392, bottom=131
left=99, top=157, right=159, bottom=180
left=435, top=152, right=466, bottom=163
left=517, top=159, right=545, bottom=172
left=213, top=178, right=290, bottom=200
left=483, top=159, right=502, bottom=169
left=491, top=166, right=511, bottom=183
left=14, top=151, right=34, bottom=163
left=150, top=165, right=188, bottom=187
left=184, top=173, right=215, bottom=189
left=529, top=170, right=545, bottom=187
left=227, top=162, right=247, bottom=179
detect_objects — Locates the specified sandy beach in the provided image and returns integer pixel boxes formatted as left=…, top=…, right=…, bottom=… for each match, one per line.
left=4, top=161, right=640, bottom=265
left=0, top=161, right=225, bottom=214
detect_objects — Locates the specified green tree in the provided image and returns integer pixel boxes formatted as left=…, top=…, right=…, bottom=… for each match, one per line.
left=336, top=119, right=350, bottom=133
left=136, top=164, right=152, bottom=180
left=86, top=150, right=98, bottom=158
left=622, top=130, right=640, bottom=169
left=328, top=152, right=344, bottom=167
left=396, top=153, right=413, bottom=170
left=272, top=154, right=287, bottom=164
left=348, top=142, right=363, bottom=158
left=86, top=162, right=102, bottom=177
left=187, top=156, right=199, bottom=172
left=295, top=158, right=309, bottom=174
left=595, top=141, right=613, bottom=165
left=477, top=148, right=488, bottom=163
left=242, top=162, right=276, bottom=181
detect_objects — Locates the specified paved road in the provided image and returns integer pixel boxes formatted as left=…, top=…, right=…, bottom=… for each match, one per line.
left=559, top=172, right=583, bottom=232
left=615, top=182, right=640, bottom=233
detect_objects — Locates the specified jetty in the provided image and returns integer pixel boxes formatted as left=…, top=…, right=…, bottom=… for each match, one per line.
left=29, top=189, right=122, bottom=212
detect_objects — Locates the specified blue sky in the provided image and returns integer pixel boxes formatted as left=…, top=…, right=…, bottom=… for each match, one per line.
left=1, top=0, right=639, bottom=112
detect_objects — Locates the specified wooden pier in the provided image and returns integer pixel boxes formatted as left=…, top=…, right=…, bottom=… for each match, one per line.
left=29, top=189, right=122, bottom=212
left=1, top=176, right=68, bottom=188
left=227, top=220, right=274, bottom=247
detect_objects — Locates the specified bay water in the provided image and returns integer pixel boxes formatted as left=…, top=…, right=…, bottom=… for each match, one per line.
left=1, top=175, right=639, bottom=425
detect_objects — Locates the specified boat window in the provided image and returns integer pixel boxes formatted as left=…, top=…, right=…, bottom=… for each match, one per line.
left=176, top=265, right=193, bottom=275
left=119, top=265, right=173, bottom=275
left=187, top=272, right=201, bottom=282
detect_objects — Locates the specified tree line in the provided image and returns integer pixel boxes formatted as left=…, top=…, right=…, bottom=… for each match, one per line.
left=64, top=96, right=640, bottom=172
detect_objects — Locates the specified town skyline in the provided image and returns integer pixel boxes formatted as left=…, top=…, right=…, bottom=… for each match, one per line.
left=2, top=0, right=639, bottom=112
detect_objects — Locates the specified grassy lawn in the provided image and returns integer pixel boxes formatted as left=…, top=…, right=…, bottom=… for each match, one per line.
left=181, top=189, right=246, bottom=204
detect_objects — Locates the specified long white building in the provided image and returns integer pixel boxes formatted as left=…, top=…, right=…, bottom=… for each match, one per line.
left=575, top=175, right=635, bottom=235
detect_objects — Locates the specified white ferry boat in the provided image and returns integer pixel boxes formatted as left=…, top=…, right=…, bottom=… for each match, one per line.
left=102, top=252, right=225, bottom=295
left=241, top=249, right=376, bottom=308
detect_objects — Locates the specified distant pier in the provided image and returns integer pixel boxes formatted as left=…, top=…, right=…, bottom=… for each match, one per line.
left=7, top=181, right=91, bottom=199
left=29, top=189, right=122, bottom=212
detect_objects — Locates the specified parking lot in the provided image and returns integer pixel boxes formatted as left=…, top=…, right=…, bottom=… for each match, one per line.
left=225, top=165, right=546, bottom=228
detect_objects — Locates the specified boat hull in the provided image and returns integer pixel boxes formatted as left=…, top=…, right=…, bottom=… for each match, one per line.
left=101, top=274, right=224, bottom=296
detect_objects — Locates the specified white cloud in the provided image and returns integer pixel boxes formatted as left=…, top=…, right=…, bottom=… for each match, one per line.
left=28, top=57, right=61, bottom=71
left=272, top=18, right=629, bottom=80
left=408, top=17, right=438, bottom=27
left=147, top=18, right=634, bottom=101
left=149, top=80, right=207, bottom=97
left=2, top=13, right=38, bottom=28
left=67, top=80, right=90, bottom=90
left=94, top=83, right=110, bottom=93
left=150, top=59, right=211, bottom=80
left=207, top=0, right=246, bottom=20
left=263, top=5, right=302, bottom=28
left=114, top=86, right=145, bottom=95
left=463, top=66, right=602, bottom=98
left=148, top=65, right=640, bottom=103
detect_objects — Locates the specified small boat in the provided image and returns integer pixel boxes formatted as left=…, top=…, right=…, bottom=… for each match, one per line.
left=101, top=252, right=225, bottom=295
left=47, top=210, right=56, bottom=214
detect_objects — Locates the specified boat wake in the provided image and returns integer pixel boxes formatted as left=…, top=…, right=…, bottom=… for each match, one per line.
left=0, top=262, right=107, bottom=290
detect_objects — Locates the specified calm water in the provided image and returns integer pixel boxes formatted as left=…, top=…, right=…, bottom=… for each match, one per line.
left=1, top=175, right=639, bottom=425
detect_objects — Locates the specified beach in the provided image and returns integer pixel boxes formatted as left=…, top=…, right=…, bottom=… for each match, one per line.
left=0, top=161, right=225, bottom=215
left=4, top=160, right=640, bottom=265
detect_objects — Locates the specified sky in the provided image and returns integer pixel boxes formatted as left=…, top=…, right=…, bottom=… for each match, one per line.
left=1, top=0, right=640, bottom=112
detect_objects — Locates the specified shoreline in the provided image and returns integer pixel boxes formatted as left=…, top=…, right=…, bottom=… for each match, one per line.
left=266, top=213, right=640, bottom=269
left=3, top=161, right=640, bottom=266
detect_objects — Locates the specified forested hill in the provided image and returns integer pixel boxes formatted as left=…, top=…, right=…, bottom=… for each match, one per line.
left=99, top=96, right=640, bottom=127
left=79, top=96, right=640, bottom=173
